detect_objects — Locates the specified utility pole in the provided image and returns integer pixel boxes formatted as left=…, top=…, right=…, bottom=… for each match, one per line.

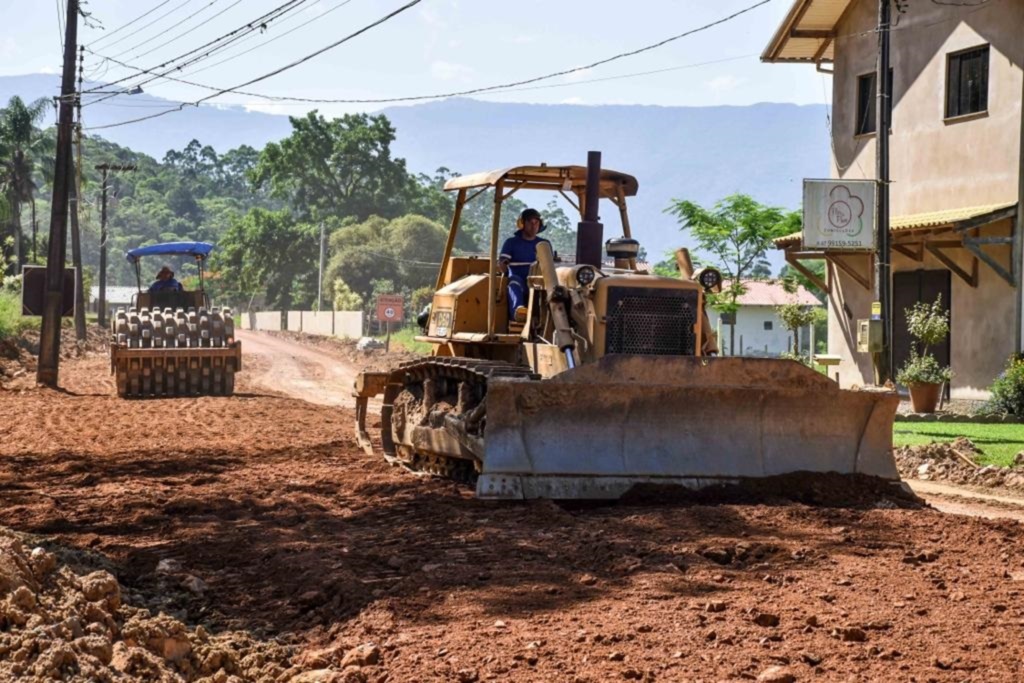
left=317, top=220, right=326, bottom=311
left=37, top=0, right=78, bottom=387
left=874, top=0, right=893, bottom=385
left=95, top=163, right=136, bottom=329
left=70, top=45, right=86, bottom=343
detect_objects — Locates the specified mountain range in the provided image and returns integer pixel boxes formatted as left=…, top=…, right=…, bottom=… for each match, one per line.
left=1, top=73, right=830, bottom=263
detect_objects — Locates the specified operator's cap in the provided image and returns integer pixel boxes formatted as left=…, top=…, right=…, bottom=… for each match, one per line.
left=157, top=265, right=174, bottom=277
left=517, top=208, right=546, bottom=232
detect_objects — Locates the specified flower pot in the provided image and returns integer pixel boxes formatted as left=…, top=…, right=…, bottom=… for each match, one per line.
left=908, top=382, right=942, bottom=413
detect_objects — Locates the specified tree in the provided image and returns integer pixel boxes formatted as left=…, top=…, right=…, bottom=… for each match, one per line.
left=666, top=194, right=794, bottom=354
left=332, top=279, right=362, bottom=311
left=0, top=96, right=50, bottom=272
left=214, top=208, right=319, bottom=310
left=252, top=112, right=413, bottom=223
left=776, top=302, right=825, bottom=356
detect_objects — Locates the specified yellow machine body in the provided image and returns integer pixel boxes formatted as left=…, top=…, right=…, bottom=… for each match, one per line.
left=353, top=163, right=900, bottom=499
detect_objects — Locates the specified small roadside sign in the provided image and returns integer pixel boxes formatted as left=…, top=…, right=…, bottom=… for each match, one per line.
left=376, top=294, right=404, bottom=322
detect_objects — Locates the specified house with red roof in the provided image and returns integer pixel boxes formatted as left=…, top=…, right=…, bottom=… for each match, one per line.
left=708, top=280, right=823, bottom=357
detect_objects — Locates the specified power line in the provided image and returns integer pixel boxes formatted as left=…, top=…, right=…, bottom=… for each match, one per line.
left=86, top=0, right=424, bottom=130
left=55, top=0, right=65, bottom=52
left=181, top=0, right=356, bottom=79
left=83, top=0, right=311, bottom=97
left=87, top=0, right=773, bottom=115
left=110, top=0, right=241, bottom=62
left=89, top=0, right=174, bottom=47
left=83, top=53, right=758, bottom=109
left=94, top=0, right=198, bottom=52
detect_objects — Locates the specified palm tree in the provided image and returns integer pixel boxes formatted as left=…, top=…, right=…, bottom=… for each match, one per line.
left=0, top=96, right=50, bottom=274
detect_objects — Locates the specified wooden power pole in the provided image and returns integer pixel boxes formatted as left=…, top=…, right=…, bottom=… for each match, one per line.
left=37, top=0, right=78, bottom=387
left=95, top=163, right=136, bottom=329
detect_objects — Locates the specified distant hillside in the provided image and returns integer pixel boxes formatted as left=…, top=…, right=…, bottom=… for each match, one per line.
left=1, top=74, right=829, bottom=261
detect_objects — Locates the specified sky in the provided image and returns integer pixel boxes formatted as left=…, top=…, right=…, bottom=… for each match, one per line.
left=0, top=0, right=829, bottom=118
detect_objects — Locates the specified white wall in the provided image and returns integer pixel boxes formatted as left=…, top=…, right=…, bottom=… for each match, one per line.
left=708, top=305, right=811, bottom=356
left=254, top=311, right=282, bottom=331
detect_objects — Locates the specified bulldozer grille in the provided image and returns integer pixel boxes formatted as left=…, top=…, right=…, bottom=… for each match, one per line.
left=605, top=287, right=698, bottom=356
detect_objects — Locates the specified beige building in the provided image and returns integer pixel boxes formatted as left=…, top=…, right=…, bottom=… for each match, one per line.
left=764, top=0, right=1024, bottom=398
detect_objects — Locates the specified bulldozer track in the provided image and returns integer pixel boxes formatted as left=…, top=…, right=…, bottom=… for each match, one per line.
left=110, top=306, right=240, bottom=399
left=382, top=358, right=539, bottom=486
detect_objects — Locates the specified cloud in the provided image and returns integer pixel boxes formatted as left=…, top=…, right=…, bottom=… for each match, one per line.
left=37, top=65, right=59, bottom=75
left=430, top=61, right=474, bottom=82
left=509, top=34, right=536, bottom=45
left=242, top=102, right=294, bottom=116
left=419, top=5, right=447, bottom=28
left=560, top=97, right=584, bottom=105
left=707, top=75, right=744, bottom=93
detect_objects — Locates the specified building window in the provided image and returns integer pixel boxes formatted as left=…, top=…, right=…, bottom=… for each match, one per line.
left=855, top=69, right=893, bottom=136
left=764, top=321, right=773, bottom=331
left=946, top=45, right=989, bottom=118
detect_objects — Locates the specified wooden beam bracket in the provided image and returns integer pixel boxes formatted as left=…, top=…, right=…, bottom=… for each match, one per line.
left=925, top=243, right=978, bottom=287
left=963, top=236, right=1014, bottom=285
left=785, top=251, right=828, bottom=294
left=826, top=253, right=873, bottom=291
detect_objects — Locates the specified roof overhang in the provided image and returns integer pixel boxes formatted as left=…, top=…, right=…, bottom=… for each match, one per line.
left=774, top=202, right=1020, bottom=248
left=443, top=165, right=638, bottom=198
left=761, top=0, right=853, bottom=65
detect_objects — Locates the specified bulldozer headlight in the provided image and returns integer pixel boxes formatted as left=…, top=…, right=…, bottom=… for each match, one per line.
left=697, top=268, right=722, bottom=291
left=575, top=266, right=596, bottom=286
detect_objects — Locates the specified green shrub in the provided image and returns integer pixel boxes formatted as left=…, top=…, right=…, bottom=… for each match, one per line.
left=895, top=349, right=952, bottom=386
left=986, top=354, right=1024, bottom=416
left=0, top=289, right=23, bottom=341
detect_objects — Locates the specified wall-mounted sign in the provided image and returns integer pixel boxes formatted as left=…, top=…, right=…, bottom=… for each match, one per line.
left=802, top=179, right=877, bottom=251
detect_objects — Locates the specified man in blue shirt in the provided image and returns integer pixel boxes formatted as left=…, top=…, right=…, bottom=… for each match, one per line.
left=499, top=208, right=550, bottom=322
left=148, top=265, right=183, bottom=293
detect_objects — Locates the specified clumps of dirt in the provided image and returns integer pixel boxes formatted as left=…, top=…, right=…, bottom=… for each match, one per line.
left=895, top=437, right=1024, bottom=492
left=0, top=528, right=300, bottom=682
left=268, top=330, right=421, bottom=372
left=621, top=472, right=922, bottom=509
left=1, top=325, right=108, bottom=390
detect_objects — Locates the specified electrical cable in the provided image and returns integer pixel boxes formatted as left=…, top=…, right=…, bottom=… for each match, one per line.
left=55, top=0, right=65, bottom=52
left=82, top=0, right=311, bottom=97
left=86, top=0, right=423, bottom=130
left=86, top=0, right=773, bottom=114
left=94, top=0, right=197, bottom=52
left=181, top=0, right=356, bottom=79
left=111, top=0, right=241, bottom=62
left=88, top=0, right=174, bottom=47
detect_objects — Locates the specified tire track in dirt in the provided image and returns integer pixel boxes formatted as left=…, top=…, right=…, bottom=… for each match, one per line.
left=236, top=330, right=367, bottom=408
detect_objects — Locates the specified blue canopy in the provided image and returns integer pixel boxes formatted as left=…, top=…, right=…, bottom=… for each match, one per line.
left=125, top=241, right=215, bottom=263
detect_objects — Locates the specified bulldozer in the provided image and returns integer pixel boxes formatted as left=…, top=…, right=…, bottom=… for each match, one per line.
left=353, top=153, right=900, bottom=500
left=109, top=241, right=241, bottom=398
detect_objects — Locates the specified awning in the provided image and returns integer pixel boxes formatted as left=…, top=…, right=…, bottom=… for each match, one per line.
left=443, top=165, right=638, bottom=198
left=761, top=0, right=853, bottom=64
left=774, top=202, right=1019, bottom=247
left=125, top=241, right=215, bottom=263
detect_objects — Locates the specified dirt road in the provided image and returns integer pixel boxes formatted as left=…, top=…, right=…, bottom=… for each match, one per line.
left=237, top=329, right=361, bottom=407
left=3, top=336, right=1024, bottom=681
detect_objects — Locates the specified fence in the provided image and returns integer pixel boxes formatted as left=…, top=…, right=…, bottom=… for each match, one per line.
left=240, top=310, right=363, bottom=339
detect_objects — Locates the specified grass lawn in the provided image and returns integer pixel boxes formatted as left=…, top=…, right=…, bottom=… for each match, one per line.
left=893, top=421, right=1024, bottom=467
left=375, top=326, right=432, bottom=355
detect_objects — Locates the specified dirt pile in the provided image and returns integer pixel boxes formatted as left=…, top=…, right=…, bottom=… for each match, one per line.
left=0, top=528, right=303, bottom=682
left=1, top=324, right=108, bottom=389
left=895, top=437, right=1024, bottom=491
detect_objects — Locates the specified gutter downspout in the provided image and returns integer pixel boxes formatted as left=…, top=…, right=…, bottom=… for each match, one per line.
left=1016, top=62, right=1024, bottom=353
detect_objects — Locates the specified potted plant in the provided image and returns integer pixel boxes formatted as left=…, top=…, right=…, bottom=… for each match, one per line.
left=895, top=296, right=952, bottom=413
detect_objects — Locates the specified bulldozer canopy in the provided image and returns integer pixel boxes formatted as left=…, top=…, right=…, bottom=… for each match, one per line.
left=444, top=165, right=638, bottom=198
left=125, top=241, right=215, bottom=263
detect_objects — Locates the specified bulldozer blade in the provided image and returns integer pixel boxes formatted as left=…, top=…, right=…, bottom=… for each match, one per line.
left=478, top=355, right=900, bottom=500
